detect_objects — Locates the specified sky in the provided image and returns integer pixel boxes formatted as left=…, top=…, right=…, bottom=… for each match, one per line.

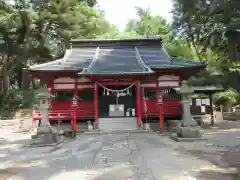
left=97, top=0, right=173, bottom=31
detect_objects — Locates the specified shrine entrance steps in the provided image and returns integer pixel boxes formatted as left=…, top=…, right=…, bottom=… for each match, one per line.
left=98, top=117, right=138, bottom=131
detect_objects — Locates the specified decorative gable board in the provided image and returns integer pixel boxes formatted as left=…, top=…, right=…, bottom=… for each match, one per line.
left=77, top=85, right=94, bottom=89
left=141, top=83, right=156, bottom=87
left=158, top=81, right=179, bottom=87
left=158, top=75, right=179, bottom=87
left=158, top=75, right=179, bottom=81
left=54, top=77, right=75, bottom=83
left=77, top=77, right=91, bottom=83
left=54, top=84, right=75, bottom=89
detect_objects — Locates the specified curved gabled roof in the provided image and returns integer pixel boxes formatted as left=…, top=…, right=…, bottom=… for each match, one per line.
left=27, top=38, right=205, bottom=75
left=27, top=48, right=95, bottom=71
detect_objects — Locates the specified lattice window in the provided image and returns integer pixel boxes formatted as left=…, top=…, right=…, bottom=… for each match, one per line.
left=144, top=90, right=156, bottom=100
left=159, top=88, right=182, bottom=101
left=78, top=91, right=94, bottom=102
left=54, top=91, right=74, bottom=102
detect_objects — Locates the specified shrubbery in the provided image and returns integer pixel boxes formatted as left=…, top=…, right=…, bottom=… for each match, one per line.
left=0, top=90, right=35, bottom=119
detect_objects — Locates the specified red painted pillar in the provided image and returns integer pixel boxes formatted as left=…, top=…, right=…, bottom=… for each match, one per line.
left=73, top=109, right=77, bottom=136
left=50, top=77, right=54, bottom=107
left=32, top=109, right=36, bottom=130
left=136, top=81, right=142, bottom=128
left=94, top=82, right=99, bottom=129
left=72, top=96, right=78, bottom=137
left=157, top=95, right=164, bottom=131
left=159, top=103, right=164, bottom=130
left=74, top=78, right=78, bottom=132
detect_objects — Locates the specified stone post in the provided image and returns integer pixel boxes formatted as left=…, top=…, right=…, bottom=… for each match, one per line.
left=31, top=91, right=61, bottom=146
left=36, top=92, right=53, bottom=133
left=176, top=81, right=202, bottom=138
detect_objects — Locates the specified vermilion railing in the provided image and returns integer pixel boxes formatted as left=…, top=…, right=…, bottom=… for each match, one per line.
left=32, top=103, right=94, bottom=121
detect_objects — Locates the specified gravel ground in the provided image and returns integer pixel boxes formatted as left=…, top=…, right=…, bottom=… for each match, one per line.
left=0, top=119, right=239, bottom=180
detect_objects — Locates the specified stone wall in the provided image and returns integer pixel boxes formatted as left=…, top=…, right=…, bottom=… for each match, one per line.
left=223, top=112, right=240, bottom=121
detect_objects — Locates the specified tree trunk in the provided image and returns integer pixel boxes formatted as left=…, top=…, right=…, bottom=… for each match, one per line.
left=22, top=70, right=30, bottom=90
left=2, top=54, right=9, bottom=92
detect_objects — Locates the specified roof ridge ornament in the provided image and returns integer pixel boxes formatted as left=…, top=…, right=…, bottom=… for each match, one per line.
left=162, top=45, right=173, bottom=62
left=81, top=46, right=100, bottom=74
left=134, top=46, right=153, bottom=73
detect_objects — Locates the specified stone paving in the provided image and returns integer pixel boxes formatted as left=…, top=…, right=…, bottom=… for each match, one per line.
left=0, top=120, right=239, bottom=180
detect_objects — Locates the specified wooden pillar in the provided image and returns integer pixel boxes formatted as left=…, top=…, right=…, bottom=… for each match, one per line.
left=136, top=81, right=142, bottom=128
left=50, top=77, right=54, bottom=108
left=156, top=76, right=164, bottom=130
left=141, top=87, right=145, bottom=114
left=209, top=93, right=214, bottom=126
left=94, top=82, right=99, bottom=129
left=74, top=78, right=78, bottom=95
left=74, top=78, right=78, bottom=134
left=73, top=108, right=77, bottom=137
left=159, top=101, right=164, bottom=130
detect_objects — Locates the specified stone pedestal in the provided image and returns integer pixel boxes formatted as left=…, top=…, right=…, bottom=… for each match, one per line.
left=176, top=126, right=202, bottom=138
left=31, top=132, right=60, bottom=145
left=30, top=91, right=61, bottom=146
left=176, top=81, right=203, bottom=139
left=144, top=123, right=150, bottom=130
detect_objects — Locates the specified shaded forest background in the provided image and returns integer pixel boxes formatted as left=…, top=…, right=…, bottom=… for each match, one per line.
left=0, top=0, right=240, bottom=116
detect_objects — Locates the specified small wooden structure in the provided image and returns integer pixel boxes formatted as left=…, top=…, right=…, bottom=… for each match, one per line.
left=190, top=86, right=224, bottom=125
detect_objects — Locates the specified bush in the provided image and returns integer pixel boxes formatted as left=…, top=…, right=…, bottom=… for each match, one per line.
left=214, top=88, right=240, bottom=108
left=0, top=89, right=35, bottom=119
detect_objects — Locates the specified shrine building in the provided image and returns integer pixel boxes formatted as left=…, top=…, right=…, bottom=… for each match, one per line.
left=27, top=38, right=205, bottom=131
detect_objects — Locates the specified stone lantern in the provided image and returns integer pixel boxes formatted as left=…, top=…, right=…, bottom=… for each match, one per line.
left=176, top=81, right=202, bottom=138
left=31, top=90, right=60, bottom=146
left=36, top=92, right=53, bottom=133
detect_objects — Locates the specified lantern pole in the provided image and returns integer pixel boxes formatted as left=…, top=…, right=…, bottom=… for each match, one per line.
left=72, top=96, right=78, bottom=137
left=157, top=95, right=164, bottom=131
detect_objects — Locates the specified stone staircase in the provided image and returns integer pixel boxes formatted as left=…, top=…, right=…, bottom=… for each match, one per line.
left=99, top=117, right=138, bottom=131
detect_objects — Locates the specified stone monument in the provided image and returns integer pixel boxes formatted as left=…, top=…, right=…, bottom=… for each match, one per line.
left=31, top=89, right=61, bottom=146
left=176, top=81, right=202, bottom=138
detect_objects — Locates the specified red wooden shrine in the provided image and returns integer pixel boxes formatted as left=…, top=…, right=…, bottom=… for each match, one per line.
left=27, top=38, right=205, bottom=130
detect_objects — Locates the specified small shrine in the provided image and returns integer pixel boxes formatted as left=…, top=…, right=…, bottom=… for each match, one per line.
left=26, top=38, right=206, bottom=132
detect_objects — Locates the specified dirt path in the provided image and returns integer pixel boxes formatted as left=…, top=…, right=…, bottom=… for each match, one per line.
left=0, top=119, right=239, bottom=180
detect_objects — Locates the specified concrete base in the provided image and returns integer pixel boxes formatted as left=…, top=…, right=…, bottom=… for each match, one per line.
left=37, top=125, right=53, bottom=134
left=176, top=126, right=202, bottom=138
left=83, top=129, right=153, bottom=135
left=170, top=134, right=208, bottom=142
left=144, top=123, right=150, bottom=130
left=30, top=132, right=61, bottom=146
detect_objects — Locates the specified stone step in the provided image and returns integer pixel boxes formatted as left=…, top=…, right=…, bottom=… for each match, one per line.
left=99, top=117, right=138, bottom=131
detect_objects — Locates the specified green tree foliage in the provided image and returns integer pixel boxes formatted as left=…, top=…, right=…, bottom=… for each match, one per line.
left=0, top=0, right=108, bottom=90
left=172, top=0, right=240, bottom=106
left=172, top=0, right=240, bottom=60
left=125, top=7, right=171, bottom=37
left=0, top=0, right=110, bottom=114
left=79, top=0, right=97, bottom=7
left=124, top=7, right=198, bottom=60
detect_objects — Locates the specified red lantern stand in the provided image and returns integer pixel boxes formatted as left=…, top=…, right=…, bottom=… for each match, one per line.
left=71, top=96, right=79, bottom=137
left=157, top=95, right=164, bottom=131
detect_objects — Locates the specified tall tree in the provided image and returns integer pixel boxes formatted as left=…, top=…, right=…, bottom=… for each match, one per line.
left=172, top=0, right=240, bottom=61
left=0, top=0, right=109, bottom=90
left=124, top=7, right=198, bottom=60
left=125, top=7, right=171, bottom=37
